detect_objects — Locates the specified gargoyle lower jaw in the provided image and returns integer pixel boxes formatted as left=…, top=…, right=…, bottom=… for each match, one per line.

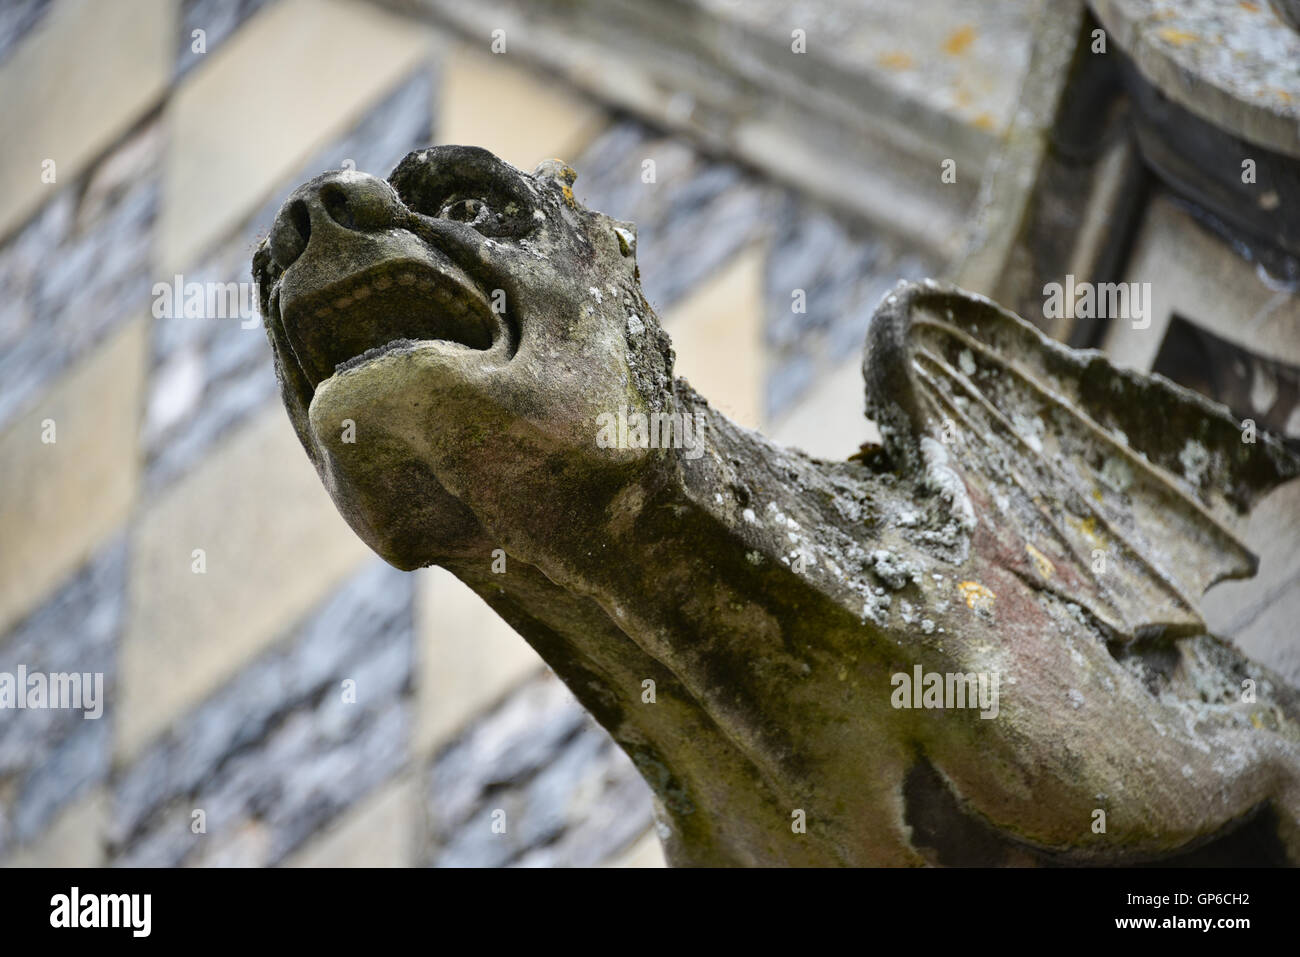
left=278, top=258, right=506, bottom=390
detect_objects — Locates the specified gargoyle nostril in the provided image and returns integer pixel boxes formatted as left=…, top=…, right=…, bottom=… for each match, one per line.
left=318, top=174, right=398, bottom=232
left=269, top=172, right=399, bottom=271
left=289, top=199, right=311, bottom=244
left=321, top=183, right=356, bottom=230
left=269, top=198, right=311, bottom=269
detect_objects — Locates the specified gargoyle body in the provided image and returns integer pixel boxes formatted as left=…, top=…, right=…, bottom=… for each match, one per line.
left=254, top=146, right=1300, bottom=866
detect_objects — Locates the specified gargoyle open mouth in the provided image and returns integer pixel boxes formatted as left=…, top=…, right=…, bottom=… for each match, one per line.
left=279, top=257, right=502, bottom=390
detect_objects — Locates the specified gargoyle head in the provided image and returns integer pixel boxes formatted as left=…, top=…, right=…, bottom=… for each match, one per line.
left=253, top=146, right=675, bottom=569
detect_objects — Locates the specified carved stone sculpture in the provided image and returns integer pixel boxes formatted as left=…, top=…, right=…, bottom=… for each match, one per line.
left=254, top=146, right=1300, bottom=866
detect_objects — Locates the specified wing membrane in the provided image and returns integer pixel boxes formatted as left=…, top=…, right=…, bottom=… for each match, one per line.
left=863, top=282, right=1300, bottom=641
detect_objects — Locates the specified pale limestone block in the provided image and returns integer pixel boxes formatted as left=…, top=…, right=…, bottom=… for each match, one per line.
left=0, top=320, right=145, bottom=637
left=0, top=0, right=173, bottom=240
left=159, top=0, right=434, bottom=273
left=414, top=566, right=544, bottom=758
left=1105, top=196, right=1300, bottom=373
left=1230, top=589, right=1300, bottom=691
left=118, top=404, right=370, bottom=760
left=438, top=44, right=606, bottom=172
left=284, top=774, right=418, bottom=868
left=771, top=358, right=881, bottom=462
left=663, top=245, right=766, bottom=431
left=5, top=788, right=109, bottom=868
left=603, top=827, right=666, bottom=868
left=1204, top=479, right=1300, bottom=686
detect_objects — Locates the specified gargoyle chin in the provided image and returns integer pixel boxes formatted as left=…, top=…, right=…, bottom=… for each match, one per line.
left=254, top=145, right=1300, bottom=866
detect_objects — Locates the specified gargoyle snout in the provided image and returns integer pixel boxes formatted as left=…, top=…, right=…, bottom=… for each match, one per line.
left=268, top=170, right=402, bottom=271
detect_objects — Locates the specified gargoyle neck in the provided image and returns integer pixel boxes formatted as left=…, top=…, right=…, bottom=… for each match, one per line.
left=446, top=395, right=913, bottom=864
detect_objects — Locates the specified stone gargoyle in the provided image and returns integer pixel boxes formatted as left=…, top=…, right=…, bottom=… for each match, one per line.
left=253, top=145, right=1300, bottom=866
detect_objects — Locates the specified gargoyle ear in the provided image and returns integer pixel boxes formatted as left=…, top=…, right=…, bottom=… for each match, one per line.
left=533, top=158, right=580, bottom=208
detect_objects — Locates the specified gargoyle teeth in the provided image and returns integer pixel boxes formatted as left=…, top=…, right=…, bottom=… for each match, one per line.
left=279, top=260, right=500, bottom=389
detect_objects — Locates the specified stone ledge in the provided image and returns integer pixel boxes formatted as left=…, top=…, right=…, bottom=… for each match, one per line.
left=372, top=0, right=1046, bottom=258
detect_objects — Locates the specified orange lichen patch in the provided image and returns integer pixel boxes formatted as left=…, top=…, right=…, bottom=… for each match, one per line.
left=1025, top=543, right=1054, bottom=579
left=972, top=112, right=997, bottom=132
left=1157, top=28, right=1200, bottom=46
left=557, top=164, right=579, bottom=208
left=944, top=26, right=976, bottom=55
left=958, top=581, right=996, bottom=615
left=878, top=51, right=914, bottom=70
left=1238, top=1, right=1260, bottom=12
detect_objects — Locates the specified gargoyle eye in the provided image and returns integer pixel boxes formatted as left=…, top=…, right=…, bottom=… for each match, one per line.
left=427, top=191, right=533, bottom=238
left=439, top=197, right=492, bottom=225
left=390, top=146, right=542, bottom=239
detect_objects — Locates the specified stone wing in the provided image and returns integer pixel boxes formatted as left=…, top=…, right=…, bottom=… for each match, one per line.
left=862, top=280, right=1300, bottom=643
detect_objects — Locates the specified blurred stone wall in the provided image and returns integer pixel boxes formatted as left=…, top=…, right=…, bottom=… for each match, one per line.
left=0, top=0, right=952, bottom=867
left=7, top=0, right=1293, bottom=870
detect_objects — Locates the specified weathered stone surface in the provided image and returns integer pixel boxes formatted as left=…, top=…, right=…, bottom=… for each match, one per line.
left=255, top=143, right=1300, bottom=866
left=689, top=0, right=1038, bottom=135
left=0, top=539, right=125, bottom=857
left=110, top=559, right=414, bottom=867
left=146, top=70, right=434, bottom=490
left=1090, top=0, right=1300, bottom=158
left=392, top=0, right=1037, bottom=251
left=425, top=675, right=653, bottom=867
